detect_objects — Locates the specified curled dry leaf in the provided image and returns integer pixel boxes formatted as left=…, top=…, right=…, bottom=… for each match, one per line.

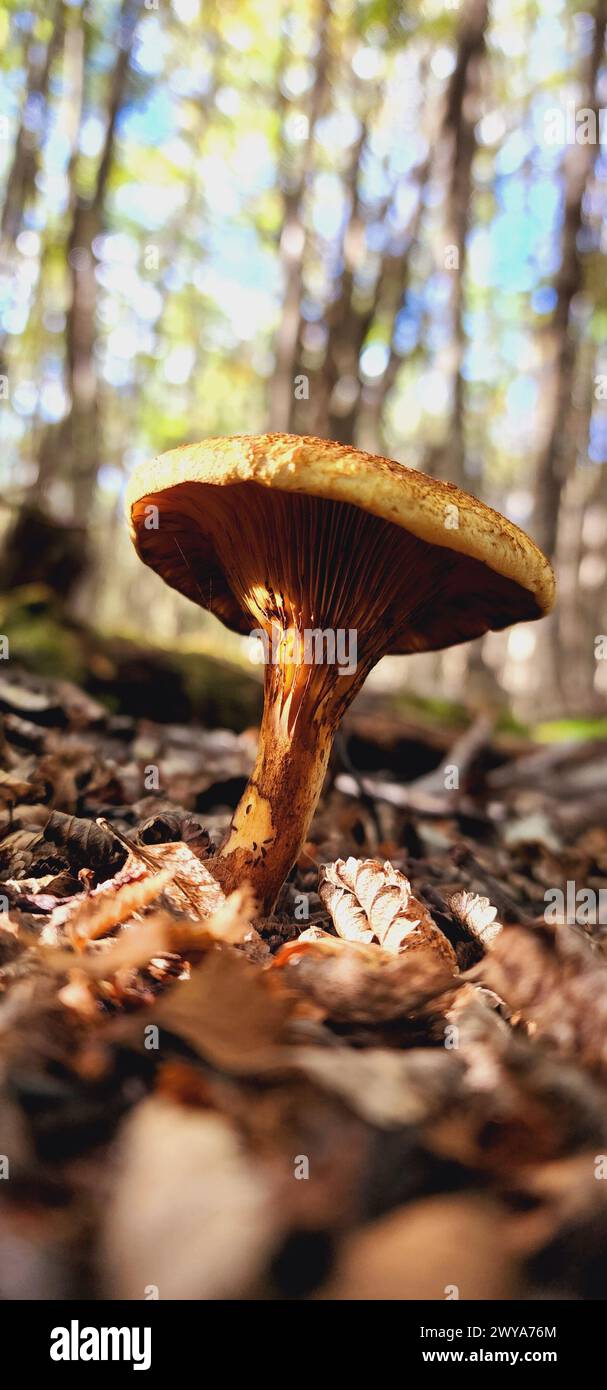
left=130, top=842, right=227, bottom=918
left=319, top=856, right=457, bottom=966
left=448, top=890, right=503, bottom=947
left=103, top=1098, right=283, bottom=1300
left=273, top=928, right=458, bottom=1024
left=49, top=884, right=258, bottom=984
left=137, top=809, right=211, bottom=855
left=471, top=922, right=607, bottom=1081
left=62, top=866, right=173, bottom=949
left=295, top=1044, right=463, bottom=1129
left=148, top=945, right=295, bottom=1074
left=43, top=911, right=182, bottom=980
left=322, top=1194, right=524, bottom=1301
left=98, top=823, right=226, bottom=921
left=52, top=826, right=229, bottom=949
left=36, top=811, right=123, bottom=872
left=202, top=884, right=256, bottom=944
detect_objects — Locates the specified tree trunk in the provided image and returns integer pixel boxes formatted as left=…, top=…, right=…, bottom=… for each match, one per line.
left=21, top=0, right=140, bottom=602
left=433, top=0, right=488, bottom=487
left=268, top=0, right=331, bottom=432
left=0, top=0, right=64, bottom=256
left=532, top=0, right=607, bottom=558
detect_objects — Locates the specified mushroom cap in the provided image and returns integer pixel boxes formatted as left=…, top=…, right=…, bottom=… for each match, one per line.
left=126, top=433, right=555, bottom=655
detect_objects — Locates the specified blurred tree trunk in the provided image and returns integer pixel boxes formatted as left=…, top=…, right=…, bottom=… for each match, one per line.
left=429, top=0, right=488, bottom=486
left=552, top=335, right=605, bottom=714
left=269, top=0, right=331, bottom=433
left=356, top=151, right=430, bottom=456
left=0, top=0, right=64, bottom=258
left=532, top=0, right=607, bottom=559
left=8, top=0, right=140, bottom=602
left=61, top=0, right=139, bottom=519
left=301, top=121, right=370, bottom=441
left=426, top=1, right=492, bottom=709
left=0, top=0, right=65, bottom=384
left=525, top=1, right=607, bottom=717
left=291, top=60, right=429, bottom=447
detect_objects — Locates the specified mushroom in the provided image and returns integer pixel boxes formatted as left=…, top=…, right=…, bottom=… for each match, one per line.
left=126, top=434, right=555, bottom=911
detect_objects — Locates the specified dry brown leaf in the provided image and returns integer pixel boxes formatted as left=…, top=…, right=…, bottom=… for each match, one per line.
left=95, top=820, right=228, bottom=920
left=321, top=1194, right=524, bottom=1301
left=448, top=890, right=503, bottom=946
left=125, top=841, right=226, bottom=918
left=296, top=1044, right=463, bottom=1129
left=471, top=922, right=607, bottom=1080
left=103, top=1098, right=283, bottom=1299
left=45, top=887, right=257, bottom=981
left=0, top=911, right=21, bottom=942
left=202, top=884, right=256, bottom=943
left=35, top=811, right=122, bottom=871
left=97, top=817, right=226, bottom=917
left=0, top=768, right=38, bottom=805
left=1, top=873, right=64, bottom=896
left=43, top=911, right=182, bottom=979
left=51, top=838, right=229, bottom=951
left=291, top=925, right=380, bottom=961
left=319, top=856, right=457, bottom=966
left=62, top=866, right=173, bottom=948
left=273, top=928, right=458, bottom=1024
left=58, top=970, right=100, bottom=1019
left=149, top=945, right=295, bottom=1073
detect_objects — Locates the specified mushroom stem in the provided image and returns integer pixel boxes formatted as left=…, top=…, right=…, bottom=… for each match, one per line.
left=211, top=655, right=360, bottom=912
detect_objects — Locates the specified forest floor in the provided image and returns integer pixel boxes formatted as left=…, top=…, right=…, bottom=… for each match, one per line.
left=1, top=661, right=607, bottom=1300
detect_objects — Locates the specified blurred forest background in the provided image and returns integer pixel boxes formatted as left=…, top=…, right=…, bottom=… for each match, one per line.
left=1, top=0, right=607, bottom=728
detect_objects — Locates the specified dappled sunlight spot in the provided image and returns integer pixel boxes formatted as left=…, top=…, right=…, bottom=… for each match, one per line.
left=360, top=344, right=389, bottom=382
left=164, top=347, right=195, bottom=386
left=352, top=46, right=385, bottom=81
left=505, top=491, right=534, bottom=525
left=582, top=505, right=607, bottom=548
left=579, top=554, right=607, bottom=590
left=507, top=626, right=537, bottom=663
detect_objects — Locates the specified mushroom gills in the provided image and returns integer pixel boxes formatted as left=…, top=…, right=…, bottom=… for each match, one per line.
left=189, top=485, right=458, bottom=908
left=127, top=437, right=554, bottom=913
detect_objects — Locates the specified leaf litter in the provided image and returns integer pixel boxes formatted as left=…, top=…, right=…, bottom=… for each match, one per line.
left=1, top=664, right=607, bottom=1299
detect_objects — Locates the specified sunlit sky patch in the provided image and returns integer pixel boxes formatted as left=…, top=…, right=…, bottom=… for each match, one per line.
left=0, top=0, right=605, bottom=508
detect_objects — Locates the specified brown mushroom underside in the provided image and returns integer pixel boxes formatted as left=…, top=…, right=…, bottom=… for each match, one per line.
left=131, top=482, right=543, bottom=910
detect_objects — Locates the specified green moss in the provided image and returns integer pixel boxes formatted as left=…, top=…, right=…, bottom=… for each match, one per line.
left=0, top=587, right=86, bottom=683
left=0, top=585, right=262, bottom=729
left=532, top=717, right=607, bottom=743
left=388, top=690, right=470, bottom=729
left=171, top=648, right=262, bottom=729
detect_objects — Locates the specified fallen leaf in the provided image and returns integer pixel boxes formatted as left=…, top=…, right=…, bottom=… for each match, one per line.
left=43, top=911, right=184, bottom=979
left=471, top=922, right=607, bottom=1080
left=149, top=946, right=295, bottom=1073
left=41, top=888, right=259, bottom=1012
left=58, top=970, right=101, bottom=1020
left=201, top=884, right=258, bottom=943
left=448, top=890, right=503, bottom=947
left=295, top=1045, right=463, bottom=1128
left=103, top=1098, right=283, bottom=1299
left=319, top=857, right=457, bottom=965
left=63, top=866, right=173, bottom=948
left=321, top=1194, right=524, bottom=1301
left=0, top=768, right=39, bottom=806
left=137, top=809, right=211, bottom=856
left=273, top=929, right=458, bottom=1024
left=96, top=822, right=226, bottom=920
left=32, top=811, right=123, bottom=874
